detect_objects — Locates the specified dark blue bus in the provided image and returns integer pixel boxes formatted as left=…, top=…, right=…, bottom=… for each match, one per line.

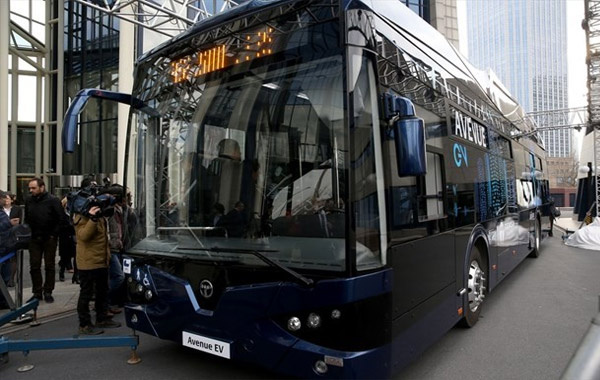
left=63, top=0, right=551, bottom=377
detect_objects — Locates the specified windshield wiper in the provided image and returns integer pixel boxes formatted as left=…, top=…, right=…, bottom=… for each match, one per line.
left=201, top=247, right=314, bottom=287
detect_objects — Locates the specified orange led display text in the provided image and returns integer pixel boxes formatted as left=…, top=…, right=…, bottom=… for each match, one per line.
left=170, top=27, right=275, bottom=83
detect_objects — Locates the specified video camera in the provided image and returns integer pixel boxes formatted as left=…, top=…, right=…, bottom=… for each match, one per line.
left=67, top=184, right=122, bottom=219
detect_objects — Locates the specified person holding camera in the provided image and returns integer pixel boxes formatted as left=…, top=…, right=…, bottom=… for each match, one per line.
left=25, top=178, right=66, bottom=303
left=74, top=194, right=121, bottom=335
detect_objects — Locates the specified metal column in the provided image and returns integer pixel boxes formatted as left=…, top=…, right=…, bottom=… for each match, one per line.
left=597, top=128, right=600, bottom=216
left=584, top=0, right=600, bottom=216
left=0, top=1, right=9, bottom=191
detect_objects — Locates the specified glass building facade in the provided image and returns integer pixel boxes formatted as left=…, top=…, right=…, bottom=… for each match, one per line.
left=466, top=0, right=569, bottom=157
left=62, top=1, right=120, bottom=176
left=403, top=0, right=430, bottom=22
left=5, top=0, right=56, bottom=201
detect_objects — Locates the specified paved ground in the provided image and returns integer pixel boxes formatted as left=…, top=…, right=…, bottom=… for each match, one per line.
left=1, top=266, right=79, bottom=321
left=397, top=232, right=600, bottom=379
left=554, top=209, right=582, bottom=234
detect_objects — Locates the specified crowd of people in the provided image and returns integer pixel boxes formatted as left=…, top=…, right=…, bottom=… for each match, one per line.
left=0, top=177, right=135, bottom=335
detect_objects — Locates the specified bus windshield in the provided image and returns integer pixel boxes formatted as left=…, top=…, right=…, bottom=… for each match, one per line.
left=126, top=17, right=355, bottom=272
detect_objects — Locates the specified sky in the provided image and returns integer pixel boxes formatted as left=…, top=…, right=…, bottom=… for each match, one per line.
left=565, top=0, right=587, bottom=109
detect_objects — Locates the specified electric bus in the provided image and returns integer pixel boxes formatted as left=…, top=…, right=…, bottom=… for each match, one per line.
left=62, top=0, right=552, bottom=377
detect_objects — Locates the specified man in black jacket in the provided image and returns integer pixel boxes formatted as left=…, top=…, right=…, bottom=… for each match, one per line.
left=25, top=178, right=65, bottom=303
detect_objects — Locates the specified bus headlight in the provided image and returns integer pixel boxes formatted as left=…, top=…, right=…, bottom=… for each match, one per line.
left=144, top=289, right=153, bottom=300
left=136, top=283, right=144, bottom=293
left=287, top=316, right=301, bottom=331
left=331, top=309, right=341, bottom=319
left=307, top=313, right=321, bottom=329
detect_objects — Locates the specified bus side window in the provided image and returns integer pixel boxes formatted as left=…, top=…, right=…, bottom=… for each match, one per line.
left=390, top=178, right=418, bottom=227
left=517, top=179, right=533, bottom=208
left=418, top=152, right=445, bottom=221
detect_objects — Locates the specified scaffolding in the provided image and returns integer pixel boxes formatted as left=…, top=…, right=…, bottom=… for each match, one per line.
left=512, top=107, right=588, bottom=139
left=72, top=0, right=240, bottom=36
left=584, top=0, right=600, bottom=217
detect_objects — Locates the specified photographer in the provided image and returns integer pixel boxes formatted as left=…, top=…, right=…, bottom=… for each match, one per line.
left=74, top=179, right=121, bottom=335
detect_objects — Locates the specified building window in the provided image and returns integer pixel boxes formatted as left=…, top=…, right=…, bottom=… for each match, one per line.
left=62, top=1, right=120, bottom=175
left=17, top=127, right=36, bottom=174
left=403, top=0, right=430, bottom=23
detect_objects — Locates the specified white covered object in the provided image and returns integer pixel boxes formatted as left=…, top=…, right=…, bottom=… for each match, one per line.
left=565, top=217, right=600, bottom=251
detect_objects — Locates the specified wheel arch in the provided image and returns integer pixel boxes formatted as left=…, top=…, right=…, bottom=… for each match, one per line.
left=463, top=224, right=490, bottom=282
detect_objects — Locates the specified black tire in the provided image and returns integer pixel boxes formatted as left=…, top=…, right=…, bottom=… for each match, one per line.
left=462, top=246, right=487, bottom=327
left=528, top=219, right=541, bottom=258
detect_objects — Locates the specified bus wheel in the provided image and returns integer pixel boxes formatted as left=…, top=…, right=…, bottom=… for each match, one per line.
left=463, top=246, right=486, bottom=327
left=529, top=219, right=541, bottom=258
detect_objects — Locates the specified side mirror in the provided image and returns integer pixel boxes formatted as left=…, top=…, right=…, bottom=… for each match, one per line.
left=384, top=93, right=426, bottom=177
left=62, top=88, right=158, bottom=153
left=394, top=117, right=426, bottom=176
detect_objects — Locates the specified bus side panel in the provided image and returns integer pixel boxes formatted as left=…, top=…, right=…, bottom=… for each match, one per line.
left=390, top=284, right=458, bottom=372
left=495, top=209, right=535, bottom=284
left=389, top=232, right=455, bottom=318
left=481, top=220, right=500, bottom=290
left=388, top=232, right=461, bottom=372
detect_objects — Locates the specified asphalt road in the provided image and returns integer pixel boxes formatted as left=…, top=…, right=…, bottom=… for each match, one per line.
left=398, top=235, right=600, bottom=379
left=1, top=235, right=599, bottom=380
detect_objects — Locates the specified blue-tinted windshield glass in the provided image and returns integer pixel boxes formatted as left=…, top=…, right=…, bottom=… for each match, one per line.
left=128, top=16, right=349, bottom=272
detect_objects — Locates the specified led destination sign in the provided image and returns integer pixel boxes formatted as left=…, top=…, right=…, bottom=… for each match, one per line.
left=170, top=27, right=275, bottom=83
left=452, top=109, right=488, bottom=148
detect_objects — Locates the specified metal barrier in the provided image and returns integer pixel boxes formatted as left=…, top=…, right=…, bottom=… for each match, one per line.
left=0, top=251, right=141, bottom=372
left=1, top=250, right=34, bottom=323
left=0, top=252, right=16, bottom=310
left=561, top=297, right=600, bottom=380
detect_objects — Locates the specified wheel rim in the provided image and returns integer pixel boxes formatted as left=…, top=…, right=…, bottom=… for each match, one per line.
left=468, top=260, right=486, bottom=312
left=535, top=222, right=540, bottom=251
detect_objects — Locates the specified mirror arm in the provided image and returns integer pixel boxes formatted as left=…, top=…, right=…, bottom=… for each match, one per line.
left=62, top=88, right=157, bottom=153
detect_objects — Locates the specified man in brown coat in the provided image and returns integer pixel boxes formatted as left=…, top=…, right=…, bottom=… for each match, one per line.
left=74, top=204, right=121, bottom=335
